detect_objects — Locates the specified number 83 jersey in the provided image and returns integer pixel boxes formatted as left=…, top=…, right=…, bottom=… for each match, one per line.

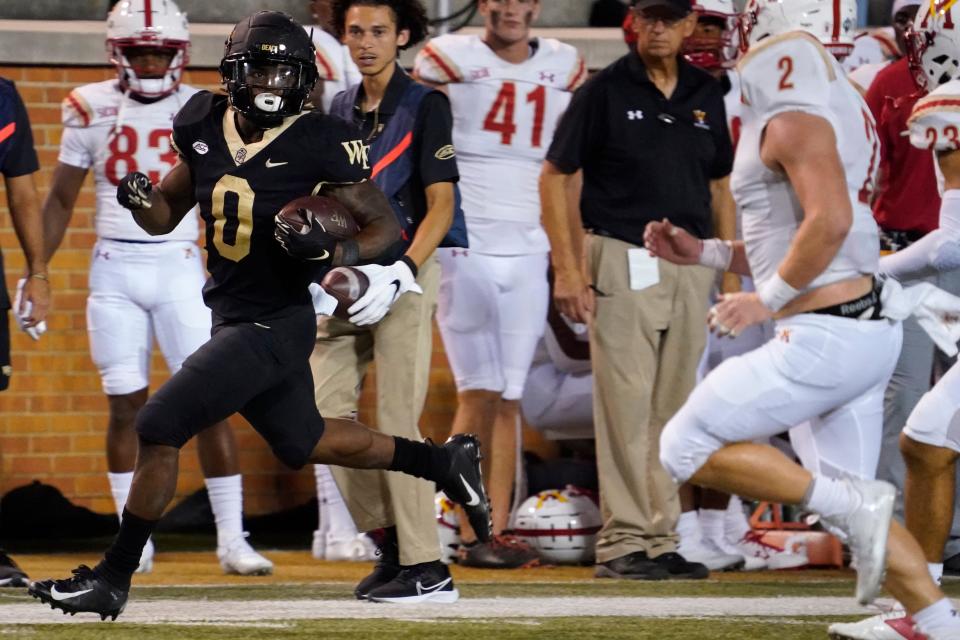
left=60, top=80, right=199, bottom=242
left=415, top=35, right=585, bottom=230
left=171, top=92, right=370, bottom=322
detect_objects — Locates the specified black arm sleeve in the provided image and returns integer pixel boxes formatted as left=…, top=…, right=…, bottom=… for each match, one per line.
left=0, top=80, right=39, bottom=178
left=545, top=79, right=599, bottom=175
left=414, top=91, right=459, bottom=187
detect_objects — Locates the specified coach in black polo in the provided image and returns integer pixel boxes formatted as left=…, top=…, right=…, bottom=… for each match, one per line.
left=540, top=0, right=735, bottom=580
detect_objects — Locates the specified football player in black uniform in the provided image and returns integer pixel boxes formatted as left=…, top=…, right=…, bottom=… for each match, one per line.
left=28, top=11, right=490, bottom=620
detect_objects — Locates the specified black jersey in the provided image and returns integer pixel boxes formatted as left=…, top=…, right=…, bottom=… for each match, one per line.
left=172, top=92, right=370, bottom=322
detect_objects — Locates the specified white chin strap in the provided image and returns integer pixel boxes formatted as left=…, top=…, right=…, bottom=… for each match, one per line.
left=254, top=92, right=284, bottom=113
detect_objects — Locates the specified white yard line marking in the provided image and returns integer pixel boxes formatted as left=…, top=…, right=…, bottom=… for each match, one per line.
left=1, top=596, right=880, bottom=625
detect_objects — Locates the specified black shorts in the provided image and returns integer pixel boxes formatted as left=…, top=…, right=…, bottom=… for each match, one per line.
left=135, top=305, right=324, bottom=469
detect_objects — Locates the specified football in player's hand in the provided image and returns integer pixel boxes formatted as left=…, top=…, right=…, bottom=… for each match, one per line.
left=276, top=195, right=358, bottom=238
left=321, top=267, right=369, bottom=320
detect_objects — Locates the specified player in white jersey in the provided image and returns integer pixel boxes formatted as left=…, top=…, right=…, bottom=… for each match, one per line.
left=645, top=1, right=960, bottom=635
left=40, top=0, right=271, bottom=577
left=830, top=4, right=960, bottom=639
left=305, top=0, right=362, bottom=113
left=414, top=0, right=585, bottom=568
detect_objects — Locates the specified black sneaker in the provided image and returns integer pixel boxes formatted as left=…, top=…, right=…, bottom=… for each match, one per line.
left=435, top=434, right=492, bottom=543
left=355, top=527, right=400, bottom=600
left=366, top=560, right=459, bottom=604
left=0, top=550, right=28, bottom=587
left=650, top=551, right=710, bottom=580
left=457, top=534, right=541, bottom=569
left=594, top=551, right=669, bottom=580
left=28, top=565, right=128, bottom=620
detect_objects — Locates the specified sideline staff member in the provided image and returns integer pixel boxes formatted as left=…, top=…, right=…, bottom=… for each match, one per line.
left=540, top=0, right=734, bottom=580
left=311, top=0, right=462, bottom=604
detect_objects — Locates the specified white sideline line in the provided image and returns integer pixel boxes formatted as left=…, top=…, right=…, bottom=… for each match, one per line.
left=0, top=596, right=878, bottom=625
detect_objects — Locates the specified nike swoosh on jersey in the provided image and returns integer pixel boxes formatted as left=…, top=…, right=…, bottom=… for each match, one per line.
left=50, top=586, right=94, bottom=601
left=265, top=159, right=288, bottom=168
left=416, top=577, right=452, bottom=596
left=308, top=250, right=330, bottom=261
left=460, top=473, right=481, bottom=506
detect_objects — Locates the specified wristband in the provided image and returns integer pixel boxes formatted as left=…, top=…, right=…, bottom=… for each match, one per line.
left=757, top=272, right=800, bottom=312
left=698, top=239, right=733, bottom=271
left=400, top=255, right=419, bottom=278
left=337, top=239, right=360, bottom=266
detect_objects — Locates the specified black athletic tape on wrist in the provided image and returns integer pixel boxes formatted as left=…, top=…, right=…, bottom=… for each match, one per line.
left=400, top=255, right=418, bottom=278
left=338, top=239, right=360, bottom=266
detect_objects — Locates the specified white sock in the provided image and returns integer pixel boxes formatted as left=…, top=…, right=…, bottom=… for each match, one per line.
left=725, top=496, right=752, bottom=542
left=801, top=476, right=860, bottom=520
left=205, top=474, right=244, bottom=549
left=107, top=471, right=134, bottom=521
left=314, top=464, right=358, bottom=540
left=677, top=510, right=701, bottom=546
left=929, top=562, right=945, bottom=586
left=700, top=509, right=726, bottom=546
left=914, top=597, right=960, bottom=635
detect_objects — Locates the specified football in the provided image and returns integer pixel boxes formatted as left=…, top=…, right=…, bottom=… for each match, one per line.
left=320, top=267, right=369, bottom=320
left=276, top=195, right=358, bottom=238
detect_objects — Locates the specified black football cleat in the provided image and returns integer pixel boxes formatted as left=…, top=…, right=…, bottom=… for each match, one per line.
left=29, top=565, right=127, bottom=620
left=436, top=434, right=492, bottom=543
left=0, top=550, right=29, bottom=588
left=366, top=560, right=459, bottom=604
left=355, top=527, right=400, bottom=600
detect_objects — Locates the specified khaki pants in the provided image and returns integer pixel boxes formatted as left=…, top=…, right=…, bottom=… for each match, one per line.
left=310, top=256, right=441, bottom=566
left=588, top=234, right=714, bottom=562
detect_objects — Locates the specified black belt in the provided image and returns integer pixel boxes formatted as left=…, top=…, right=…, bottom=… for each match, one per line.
left=880, top=229, right=926, bottom=253
left=810, top=281, right=883, bottom=320
left=102, top=237, right=169, bottom=244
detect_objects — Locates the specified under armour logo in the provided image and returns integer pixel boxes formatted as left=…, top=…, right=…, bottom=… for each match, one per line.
left=449, top=249, right=469, bottom=257
left=184, top=247, right=195, bottom=259
left=627, top=110, right=644, bottom=120
left=96, top=250, right=110, bottom=260
left=779, top=329, right=791, bottom=343
left=539, top=71, right=555, bottom=82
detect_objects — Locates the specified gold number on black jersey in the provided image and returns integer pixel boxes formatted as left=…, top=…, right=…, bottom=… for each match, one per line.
left=211, top=175, right=254, bottom=261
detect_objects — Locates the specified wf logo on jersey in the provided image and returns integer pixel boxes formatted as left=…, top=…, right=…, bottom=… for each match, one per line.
left=627, top=110, right=644, bottom=120
left=341, top=140, right=370, bottom=169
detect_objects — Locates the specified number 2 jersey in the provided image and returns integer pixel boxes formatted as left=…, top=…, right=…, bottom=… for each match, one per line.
left=731, top=32, right=880, bottom=294
left=415, top=34, right=585, bottom=254
left=60, top=80, right=199, bottom=242
left=171, top=92, right=370, bottom=322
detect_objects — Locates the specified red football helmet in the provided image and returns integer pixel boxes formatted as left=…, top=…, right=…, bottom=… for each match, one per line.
left=106, top=0, right=190, bottom=99
left=684, top=0, right=740, bottom=70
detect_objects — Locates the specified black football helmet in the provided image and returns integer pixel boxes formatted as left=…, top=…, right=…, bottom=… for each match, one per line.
left=219, top=11, right=319, bottom=128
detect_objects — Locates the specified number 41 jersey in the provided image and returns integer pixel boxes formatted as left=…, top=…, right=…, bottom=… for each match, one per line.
left=60, top=80, right=199, bottom=242
left=171, top=92, right=370, bottom=322
left=415, top=35, right=585, bottom=253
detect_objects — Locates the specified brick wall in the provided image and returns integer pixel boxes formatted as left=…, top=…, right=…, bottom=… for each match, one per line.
left=0, top=65, right=468, bottom=517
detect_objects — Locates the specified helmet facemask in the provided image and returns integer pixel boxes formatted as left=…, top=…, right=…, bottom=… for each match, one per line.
left=907, top=6, right=960, bottom=93
left=220, top=54, right=318, bottom=128
left=110, top=41, right=188, bottom=99
left=106, top=0, right=190, bottom=99
left=684, top=11, right=739, bottom=70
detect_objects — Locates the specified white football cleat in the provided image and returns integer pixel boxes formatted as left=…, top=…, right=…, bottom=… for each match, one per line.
left=313, top=530, right=376, bottom=562
left=709, top=531, right=767, bottom=571
left=135, top=538, right=154, bottom=574
left=827, top=611, right=921, bottom=639
left=820, top=479, right=895, bottom=606
left=218, top=534, right=273, bottom=576
left=677, top=535, right=745, bottom=571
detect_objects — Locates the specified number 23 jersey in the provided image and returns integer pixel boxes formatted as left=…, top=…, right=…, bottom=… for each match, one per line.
left=171, top=92, right=370, bottom=322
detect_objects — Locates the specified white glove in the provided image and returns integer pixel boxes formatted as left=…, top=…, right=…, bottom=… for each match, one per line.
left=13, top=278, right=47, bottom=341
left=347, top=260, right=423, bottom=326
left=308, top=282, right=339, bottom=317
